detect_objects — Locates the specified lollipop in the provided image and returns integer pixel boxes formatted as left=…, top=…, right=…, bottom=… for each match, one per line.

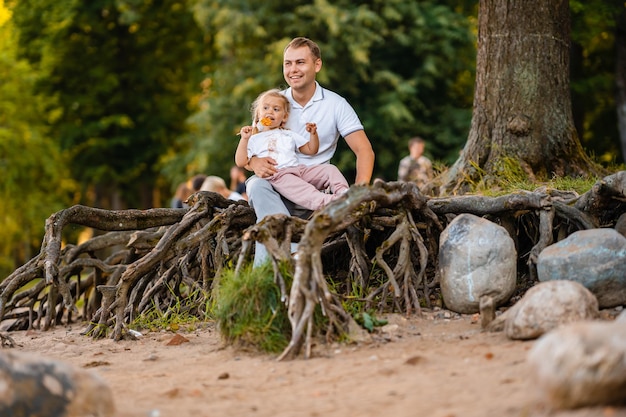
left=256, top=117, right=273, bottom=131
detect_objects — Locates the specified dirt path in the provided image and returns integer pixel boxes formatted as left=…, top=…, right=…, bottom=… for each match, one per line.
left=7, top=311, right=626, bottom=417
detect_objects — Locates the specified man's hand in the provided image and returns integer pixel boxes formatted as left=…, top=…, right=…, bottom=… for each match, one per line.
left=248, top=155, right=278, bottom=178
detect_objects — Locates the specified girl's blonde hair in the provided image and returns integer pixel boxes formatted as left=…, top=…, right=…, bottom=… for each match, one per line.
left=250, top=89, right=290, bottom=134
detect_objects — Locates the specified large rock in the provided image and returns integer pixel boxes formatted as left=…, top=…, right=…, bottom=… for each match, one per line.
left=439, top=213, right=517, bottom=314
left=486, top=280, right=599, bottom=339
left=0, top=349, right=115, bottom=416
left=537, top=228, right=626, bottom=308
left=527, top=313, right=626, bottom=409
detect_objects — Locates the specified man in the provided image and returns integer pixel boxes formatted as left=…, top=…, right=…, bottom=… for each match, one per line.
left=245, top=37, right=375, bottom=266
left=397, top=136, right=433, bottom=189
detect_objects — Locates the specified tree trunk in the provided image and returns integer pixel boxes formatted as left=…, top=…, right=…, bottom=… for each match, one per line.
left=439, top=0, right=603, bottom=195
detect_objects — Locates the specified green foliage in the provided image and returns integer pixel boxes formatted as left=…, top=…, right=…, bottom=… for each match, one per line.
left=0, top=3, right=76, bottom=278
left=214, top=263, right=291, bottom=353
left=570, top=0, right=624, bottom=164
left=329, top=269, right=391, bottom=333
left=353, top=311, right=388, bottom=333
left=6, top=0, right=621, bottom=213
left=10, top=0, right=205, bottom=208
left=165, top=0, right=476, bottom=183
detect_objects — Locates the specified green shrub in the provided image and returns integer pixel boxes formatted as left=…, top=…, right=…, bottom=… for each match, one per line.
left=214, top=263, right=291, bottom=353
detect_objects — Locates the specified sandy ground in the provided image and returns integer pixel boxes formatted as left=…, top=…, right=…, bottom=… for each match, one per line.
left=7, top=310, right=626, bottom=417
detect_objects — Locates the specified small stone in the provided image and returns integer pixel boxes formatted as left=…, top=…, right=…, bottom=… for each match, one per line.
left=166, top=334, right=190, bottom=346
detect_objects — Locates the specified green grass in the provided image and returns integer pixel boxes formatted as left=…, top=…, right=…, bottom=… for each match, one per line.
left=328, top=268, right=392, bottom=333
left=131, top=284, right=211, bottom=333
left=213, top=263, right=292, bottom=353
left=467, top=157, right=601, bottom=196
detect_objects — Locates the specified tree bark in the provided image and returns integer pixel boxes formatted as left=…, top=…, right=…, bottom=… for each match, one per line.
left=439, top=0, right=603, bottom=194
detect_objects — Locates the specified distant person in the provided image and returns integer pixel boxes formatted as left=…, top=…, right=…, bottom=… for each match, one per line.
left=397, top=136, right=434, bottom=189
left=171, top=174, right=207, bottom=208
left=171, top=181, right=193, bottom=208
left=229, top=165, right=248, bottom=200
left=200, top=175, right=246, bottom=201
left=235, top=88, right=349, bottom=211
left=189, top=174, right=207, bottom=192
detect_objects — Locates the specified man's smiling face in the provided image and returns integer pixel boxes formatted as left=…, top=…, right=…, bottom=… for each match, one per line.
left=283, top=45, right=321, bottom=92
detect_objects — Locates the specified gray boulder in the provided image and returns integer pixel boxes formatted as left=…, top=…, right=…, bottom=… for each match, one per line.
left=537, top=228, right=626, bottom=308
left=527, top=313, right=626, bottom=409
left=439, top=213, right=517, bottom=314
left=0, top=349, right=115, bottom=416
left=486, top=280, right=599, bottom=339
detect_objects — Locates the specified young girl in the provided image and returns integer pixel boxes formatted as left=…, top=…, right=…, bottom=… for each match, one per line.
left=235, top=89, right=349, bottom=211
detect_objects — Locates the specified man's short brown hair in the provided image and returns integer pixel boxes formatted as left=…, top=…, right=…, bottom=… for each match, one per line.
left=284, top=37, right=321, bottom=60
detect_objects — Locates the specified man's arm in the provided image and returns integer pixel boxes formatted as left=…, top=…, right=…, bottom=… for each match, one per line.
left=344, top=130, right=375, bottom=185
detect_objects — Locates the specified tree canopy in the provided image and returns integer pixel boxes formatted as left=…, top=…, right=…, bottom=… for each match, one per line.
left=164, top=0, right=476, bottom=185
left=10, top=0, right=205, bottom=208
left=0, top=0, right=75, bottom=277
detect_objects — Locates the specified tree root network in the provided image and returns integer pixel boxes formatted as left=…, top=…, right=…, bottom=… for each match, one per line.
left=1, top=173, right=625, bottom=359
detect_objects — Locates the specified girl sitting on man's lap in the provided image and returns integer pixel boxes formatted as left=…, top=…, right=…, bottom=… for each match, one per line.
left=235, top=89, right=348, bottom=211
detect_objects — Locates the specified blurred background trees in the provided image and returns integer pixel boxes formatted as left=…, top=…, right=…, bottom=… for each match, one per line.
left=1, top=0, right=624, bottom=277
left=0, top=1, right=75, bottom=275
left=168, top=0, right=476, bottom=185
left=570, top=0, right=626, bottom=166
left=10, top=0, right=204, bottom=209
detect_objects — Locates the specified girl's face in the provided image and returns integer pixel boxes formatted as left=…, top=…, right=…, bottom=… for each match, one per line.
left=258, top=96, right=288, bottom=129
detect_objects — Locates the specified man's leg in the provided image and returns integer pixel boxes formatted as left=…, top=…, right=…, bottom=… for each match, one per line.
left=246, top=176, right=296, bottom=266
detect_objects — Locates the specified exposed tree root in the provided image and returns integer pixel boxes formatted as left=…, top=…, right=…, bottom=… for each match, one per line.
left=0, top=173, right=625, bottom=359
left=277, top=182, right=439, bottom=360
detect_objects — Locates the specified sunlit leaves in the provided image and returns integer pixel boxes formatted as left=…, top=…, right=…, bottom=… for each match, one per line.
left=173, top=0, right=475, bottom=183
left=11, top=0, right=205, bottom=208
left=0, top=6, right=75, bottom=276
